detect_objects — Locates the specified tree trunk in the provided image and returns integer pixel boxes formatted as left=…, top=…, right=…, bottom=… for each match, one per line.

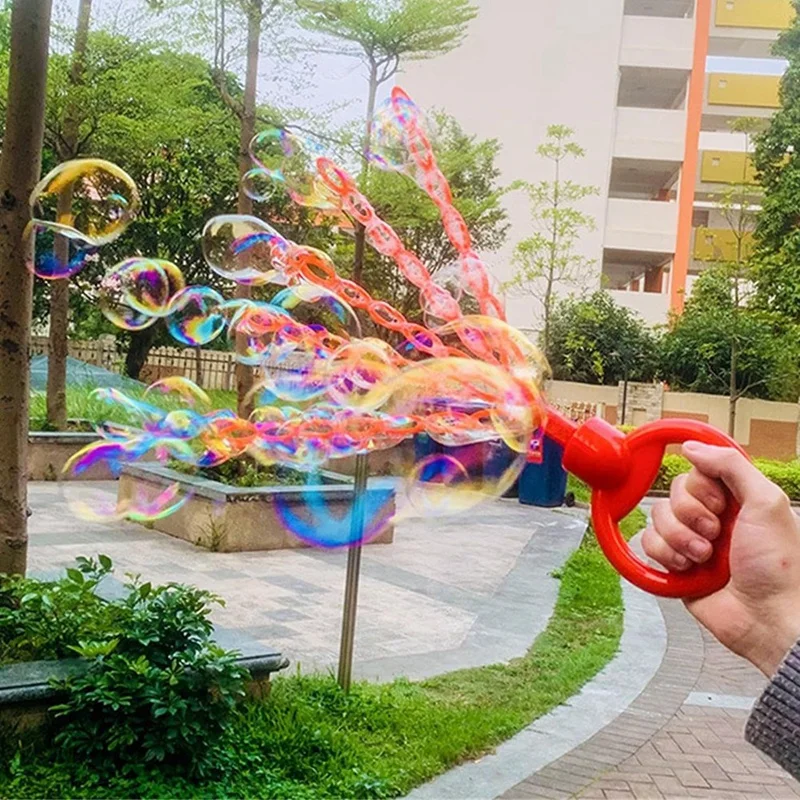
left=124, top=327, right=157, bottom=381
left=352, top=63, right=379, bottom=288
left=0, top=0, right=53, bottom=576
left=45, top=0, right=92, bottom=431
left=729, top=338, right=738, bottom=438
left=233, top=0, right=262, bottom=419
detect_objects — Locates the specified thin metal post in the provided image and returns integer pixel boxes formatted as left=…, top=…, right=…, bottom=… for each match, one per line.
left=621, top=368, right=629, bottom=426
left=337, top=452, right=369, bottom=691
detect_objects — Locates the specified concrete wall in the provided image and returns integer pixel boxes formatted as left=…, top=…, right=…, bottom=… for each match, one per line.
left=547, top=380, right=800, bottom=460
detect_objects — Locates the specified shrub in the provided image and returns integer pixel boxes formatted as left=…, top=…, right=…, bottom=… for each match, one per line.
left=653, top=454, right=800, bottom=501
left=1, top=558, right=246, bottom=779
left=0, top=556, right=114, bottom=664
left=52, top=577, right=246, bottom=778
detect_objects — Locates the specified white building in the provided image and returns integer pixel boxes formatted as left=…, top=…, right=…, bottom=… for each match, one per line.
left=403, top=0, right=791, bottom=330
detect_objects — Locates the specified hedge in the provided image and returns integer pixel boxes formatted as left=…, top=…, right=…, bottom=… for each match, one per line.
left=653, top=454, right=800, bottom=501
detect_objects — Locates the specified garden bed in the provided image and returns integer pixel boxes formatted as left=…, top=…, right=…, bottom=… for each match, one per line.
left=119, top=463, right=396, bottom=551
left=27, top=431, right=102, bottom=481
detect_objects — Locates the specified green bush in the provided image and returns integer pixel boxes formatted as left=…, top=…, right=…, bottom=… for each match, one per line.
left=0, top=556, right=115, bottom=664
left=653, top=454, right=800, bottom=501
left=0, top=559, right=245, bottom=778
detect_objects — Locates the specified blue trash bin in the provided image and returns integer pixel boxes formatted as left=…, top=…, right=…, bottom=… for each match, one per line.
left=518, top=435, right=568, bottom=508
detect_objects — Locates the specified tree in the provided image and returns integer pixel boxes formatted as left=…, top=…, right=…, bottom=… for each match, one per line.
left=0, top=0, right=53, bottom=575
left=338, top=112, right=507, bottom=330
left=547, top=291, right=660, bottom=386
left=659, top=268, right=800, bottom=412
left=45, top=0, right=93, bottom=430
left=297, top=0, right=477, bottom=287
left=691, top=117, right=761, bottom=434
left=502, top=125, right=599, bottom=355
left=753, top=1, right=800, bottom=321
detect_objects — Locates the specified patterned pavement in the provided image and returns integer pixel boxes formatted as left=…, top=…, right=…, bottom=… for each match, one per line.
left=27, top=481, right=586, bottom=681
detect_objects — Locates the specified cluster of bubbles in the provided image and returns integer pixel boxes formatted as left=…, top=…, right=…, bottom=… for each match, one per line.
left=38, top=88, right=551, bottom=548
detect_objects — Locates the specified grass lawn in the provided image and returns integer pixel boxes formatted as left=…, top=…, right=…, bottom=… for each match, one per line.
left=0, top=504, right=647, bottom=799
left=29, top=386, right=237, bottom=431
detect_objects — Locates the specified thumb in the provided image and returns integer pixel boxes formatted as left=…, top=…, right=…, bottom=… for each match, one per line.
left=682, top=441, right=767, bottom=505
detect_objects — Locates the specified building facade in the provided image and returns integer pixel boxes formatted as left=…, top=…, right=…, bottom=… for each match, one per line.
left=403, top=0, right=791, bottom=331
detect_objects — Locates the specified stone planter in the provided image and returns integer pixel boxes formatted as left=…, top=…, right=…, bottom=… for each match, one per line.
left=28, top=431, right=102, bottom=481
left=119, top=463, right=396, bottom=552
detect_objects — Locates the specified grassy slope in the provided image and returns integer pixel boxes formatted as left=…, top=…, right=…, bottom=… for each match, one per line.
left=0, top=505, right=647, bottom=799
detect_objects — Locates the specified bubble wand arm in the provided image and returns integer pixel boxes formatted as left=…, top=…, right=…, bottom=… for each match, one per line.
left=544, top=406, right=743, bottom=599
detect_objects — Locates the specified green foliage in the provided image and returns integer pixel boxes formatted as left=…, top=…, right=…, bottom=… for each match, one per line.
left=653, top=453, right=800, bottom=500
left=0, top=557, right=245, bottom=778
left=52, top=577, right=246, bottom=778
left=298, top=0, right=478, bottom=64
left=0, top=556, right=113, bottom=664
left=0, top=509, right=648, bottom=798
left=659, top=267, right=800, bottom=401
left=503, top=125, right=599, bottom=349
left=753, top=2, right=800, bottom=321
left=169, top=458, right=306, bottom=488
left=547, top=291, right=660, bottom=385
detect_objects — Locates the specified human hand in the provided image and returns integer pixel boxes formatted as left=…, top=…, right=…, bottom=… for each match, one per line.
left=643, top=442, right=800, bottom=677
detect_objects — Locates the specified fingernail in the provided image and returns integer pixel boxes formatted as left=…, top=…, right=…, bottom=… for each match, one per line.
left=698, top=518, right=718, bottom=538
left=684, top=441, right=702, bottom=454
left=688, top=539, right=712, bottom=562
left=674, top=554, right=690, bottom=570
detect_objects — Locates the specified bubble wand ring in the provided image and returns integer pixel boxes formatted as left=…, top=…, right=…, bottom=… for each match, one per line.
left=545, top=408, right=744, bottom=599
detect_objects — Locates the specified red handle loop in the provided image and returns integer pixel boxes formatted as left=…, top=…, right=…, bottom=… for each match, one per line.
left=586, top=419, right=745, bottom=599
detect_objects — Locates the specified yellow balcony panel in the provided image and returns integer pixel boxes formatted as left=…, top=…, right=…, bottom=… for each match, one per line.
left=716, top=0, right=795, bottom=31
left=708, top=73, right=781, bottom=109
left=700, top=150, right=758, bottom=184
left=694, top=227, right=755, bottom=261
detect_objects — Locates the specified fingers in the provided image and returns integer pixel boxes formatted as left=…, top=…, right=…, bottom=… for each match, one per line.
left=672, top=473, right=723, bottom=541
left=682, top=442, right=771, bottom=505
left=651, top=498, right=714, bottom=564
left=642, top=525, right=691, bottom=571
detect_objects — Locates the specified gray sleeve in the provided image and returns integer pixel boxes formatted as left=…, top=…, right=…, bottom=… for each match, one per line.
left=745, top=647, right=800, bottom=780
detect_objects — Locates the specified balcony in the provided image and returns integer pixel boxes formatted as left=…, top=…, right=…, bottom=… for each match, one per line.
left=707, top=73, right=781, bottom=109
left=620, top=16, right=695, bottom=70
left=614, top=107, right=687, bottom=161
left=693, top=227, right=755, bottom=261
left=715, top=0, right=794, bottom=31
left=618, top=66, right=689, bottom=109
left=605, top=198, right=679, bottom=253
left=699, top=150, right=757, bottom=184
left=624, top=0, right=694, bottom=16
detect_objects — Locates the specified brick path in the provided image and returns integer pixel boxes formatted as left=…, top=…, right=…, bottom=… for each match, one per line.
left=502, top=600, right=800, bottom=799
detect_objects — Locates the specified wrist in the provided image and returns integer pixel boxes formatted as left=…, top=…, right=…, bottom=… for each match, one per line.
left=750, top=607, right=800, bottom=677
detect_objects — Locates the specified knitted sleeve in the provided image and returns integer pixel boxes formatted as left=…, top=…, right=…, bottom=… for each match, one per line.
left=746, top=647, right=800, bottom=780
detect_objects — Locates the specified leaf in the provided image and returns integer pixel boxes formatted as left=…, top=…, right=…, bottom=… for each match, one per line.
left=66, top=568, right=85, bottom=585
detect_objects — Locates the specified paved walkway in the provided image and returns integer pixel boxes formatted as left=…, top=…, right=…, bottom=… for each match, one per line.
left=28, top=482, right=586, bottom=681
left=503, top=599, right=800, bottom=799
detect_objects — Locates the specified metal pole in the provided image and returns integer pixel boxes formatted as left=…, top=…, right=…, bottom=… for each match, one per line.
left=337, top=451, right=369, bottom=691
left=621, top=367, right=629, bottom=426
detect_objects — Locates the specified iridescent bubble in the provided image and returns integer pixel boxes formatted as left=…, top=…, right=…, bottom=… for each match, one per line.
left=24, top=220, right=100, bottom=280
left=166, top=286, right=226, bottom=346
left=202, top=215, right=286, bottom=285
left=30, top=158, right=140, bottom=245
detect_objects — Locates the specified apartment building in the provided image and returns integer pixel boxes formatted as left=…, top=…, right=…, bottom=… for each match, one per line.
left=403, top=0, right=792, bottom=331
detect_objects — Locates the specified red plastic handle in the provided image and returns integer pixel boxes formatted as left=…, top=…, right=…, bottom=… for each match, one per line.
left=558, top=417, right=745, bottom=599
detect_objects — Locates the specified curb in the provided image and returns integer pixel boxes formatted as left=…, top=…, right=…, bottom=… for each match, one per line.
left=405, top=536, right=669, bottom=800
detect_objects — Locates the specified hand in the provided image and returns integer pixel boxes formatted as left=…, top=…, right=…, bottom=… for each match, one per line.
left=643, top=441, right=800, bottom=677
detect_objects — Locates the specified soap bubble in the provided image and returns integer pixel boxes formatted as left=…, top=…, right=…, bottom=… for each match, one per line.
left=166, top=286, right=226, bottom=346
left=25, top=221, right=99, bottom=280
left=202, top=214, right=286, bottom=285
left=30, top=159, right=140, bottom=245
